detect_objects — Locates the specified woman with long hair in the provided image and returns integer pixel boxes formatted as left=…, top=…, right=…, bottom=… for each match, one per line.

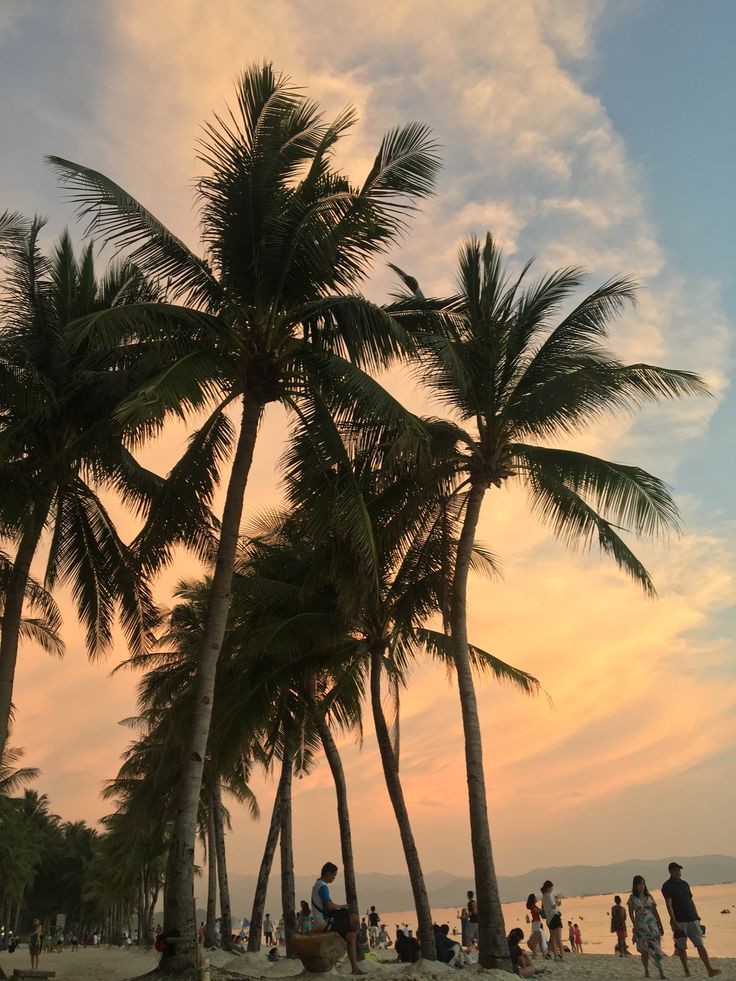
left=540, top=881, right=564, bottom=960
left=526, top=893, right=549, bottom=958
left=628, top=875, right=666, bottom=979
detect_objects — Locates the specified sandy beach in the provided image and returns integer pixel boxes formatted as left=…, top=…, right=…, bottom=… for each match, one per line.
left=2, top=946, right=736, bottom=981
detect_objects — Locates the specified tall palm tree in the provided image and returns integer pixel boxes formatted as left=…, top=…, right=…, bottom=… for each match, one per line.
left=392, top=234, right=709, bottom=967
left=283, top=402, right=539, bottom=959
left=0, top=222, right=162, bottom=758
left=49, top=64, right=440, bottom=969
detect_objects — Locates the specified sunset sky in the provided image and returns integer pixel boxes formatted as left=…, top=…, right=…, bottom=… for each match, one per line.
left=1, top=0, right=734, bottom=889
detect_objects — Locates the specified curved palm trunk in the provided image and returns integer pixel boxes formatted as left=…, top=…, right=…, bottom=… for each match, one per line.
left=213, top=780, right=232, bottom=950
left=247, top=756, right=290, bottom=952
left=279, top=750, right=297, bottom=955
left=370, top=648, right=435, bottom=961
left=0, top=498, right=52, bottom=759
left=162, top=396, right=263, bottom=974
left=450, top=482, right=509, bottom=970
left=204, top=801, right=218, bottom=948
left=315, top=713, right=359, bottom=913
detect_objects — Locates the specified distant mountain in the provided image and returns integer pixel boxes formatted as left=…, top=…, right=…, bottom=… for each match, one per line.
left=222, top=855, right=736, bottom=921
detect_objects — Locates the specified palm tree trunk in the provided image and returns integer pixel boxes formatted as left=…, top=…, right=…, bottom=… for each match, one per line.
left=449, top=481, right=509, bottom=970
left=315, top=709, right=359, bottom=912
left=278, top=750, right=297, bottom=955
left=0, top=497, right=52, bottom=759
left=247, top=756, right=289, bottom=952
left=213, top=780, right=232, bottom=951
left=162, top=396, right=263, bottom=973
left=369, top=647, right=435, bottom=961
left=205, top=801, right=218, bottom=948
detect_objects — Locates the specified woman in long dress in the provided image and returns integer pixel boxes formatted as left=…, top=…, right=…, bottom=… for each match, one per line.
left=628, top=875, right=667, bottom=979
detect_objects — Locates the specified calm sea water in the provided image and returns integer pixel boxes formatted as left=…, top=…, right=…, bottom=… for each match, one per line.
left=379, top=882, right=736, bottom=959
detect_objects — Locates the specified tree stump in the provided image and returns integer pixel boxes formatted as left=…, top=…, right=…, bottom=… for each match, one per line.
left=291, top=931, right=347, bottom=972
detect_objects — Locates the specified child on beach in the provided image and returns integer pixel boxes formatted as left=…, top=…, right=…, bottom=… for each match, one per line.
left=568, top=920, right=575, bottom=951
left=573, top=923, right=583, bottom=953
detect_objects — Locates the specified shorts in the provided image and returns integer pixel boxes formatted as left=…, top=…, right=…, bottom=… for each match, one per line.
left=616, top=929, right=628, bottom=940
left=465, top=922, right=479, bottom=942
left=327, top=909, right=352, bottom=939
left=674, top=921, right=704, bottom=950
left=547, top=914, right=562, bottom=931
left=370, top=925, right=379, bottom=937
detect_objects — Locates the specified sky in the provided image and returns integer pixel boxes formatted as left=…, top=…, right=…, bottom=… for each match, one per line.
left=1, top=0, right=735, bottom=887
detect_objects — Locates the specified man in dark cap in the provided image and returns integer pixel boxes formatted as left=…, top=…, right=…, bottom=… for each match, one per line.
left=662, top=862, right=720, bottom=977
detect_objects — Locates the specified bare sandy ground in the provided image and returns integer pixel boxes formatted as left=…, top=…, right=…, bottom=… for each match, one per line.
left=2, top=947, right=735, bottom=981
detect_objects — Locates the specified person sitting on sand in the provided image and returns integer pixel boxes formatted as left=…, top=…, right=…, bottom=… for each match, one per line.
left=267, top=946, right=280, bottom=963
left=508, top=927, right=549, bottom=978
left=434, top=923, right=461, bottom=966
left=378, top=925, right=391, bottom=949
left=311, top=861, right=365, bottom=975
left=541, top=880, right=564, bottom=960
left=628, top=875, right=667, bottom=980
left=526, top=893, right=549, bottom=958
left=395, top=928, right=419, bottom=963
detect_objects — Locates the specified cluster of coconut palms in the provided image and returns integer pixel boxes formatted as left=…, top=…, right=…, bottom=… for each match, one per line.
left=0, top=63, right=706, bottom=976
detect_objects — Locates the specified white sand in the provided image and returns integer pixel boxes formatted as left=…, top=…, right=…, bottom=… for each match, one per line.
left=2, top=947, right=735, bottom=981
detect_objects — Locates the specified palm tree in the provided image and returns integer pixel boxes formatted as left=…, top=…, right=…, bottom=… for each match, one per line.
left=392, top=234, right=709, bottom=967
left=0, top=222, right=162, bottom=758
left=0, top=551, right=64, bottom=659
left=283, top=402, right=539, bottom=959
left=48, top=64, right=440, bottom=970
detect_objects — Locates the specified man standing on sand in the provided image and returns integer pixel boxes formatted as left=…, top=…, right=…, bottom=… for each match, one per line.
left=662, top=862, right=720, bottom=978
left=368, top=905, right=380, bottom=949
left=311, top=861, right=365, bottom=975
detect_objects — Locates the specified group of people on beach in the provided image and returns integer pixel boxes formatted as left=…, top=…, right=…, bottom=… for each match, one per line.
left=609, top=863, right=720, bottom=979
left=512, top=862, right=720, bottom=980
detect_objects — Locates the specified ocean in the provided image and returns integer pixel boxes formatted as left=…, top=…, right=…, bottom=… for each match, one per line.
left=378, top=882, right=736, bottom=959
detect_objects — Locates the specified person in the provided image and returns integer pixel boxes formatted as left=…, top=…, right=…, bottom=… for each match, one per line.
left=507, top=927, right=549, bottom=978
left=466, top=890, right=479, bottom=950
left=377, top=924, right=391, bottom=949
left=368, top=905, right=380, bottom=949
left=573, top=923, right=583, bottom=954
left=526, top=894, right=548, bottom=958
left=541, top=880, right=563, bottom=960
left=662, top=862, right=720, bottom=978
left=311, top=861, right=364, bottom=975
left=458, top=908, right=468, bottom=949
left=612, top=895, right=630, bottom=956
left=277, top=916, right=285, bottom=947
left=357, top=920, right=370, bottom=956
left=395, top=927, right=420, bottom=963
left=263, top=914, right=273, bottom=946
left=567, top=920, right=575, bottom=951
left=29, top=916, right=43, bottom=970
left=198, top=922, right=205, bottom=945
left=541, top=879, right=564, bottom=961
left=267, top=946, right=280, bottom=963
left=299, top=899, right=313, bottom=934
left=628, top=875, right=666, bottom=980
left=433, top=923, right=461, bottom=966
